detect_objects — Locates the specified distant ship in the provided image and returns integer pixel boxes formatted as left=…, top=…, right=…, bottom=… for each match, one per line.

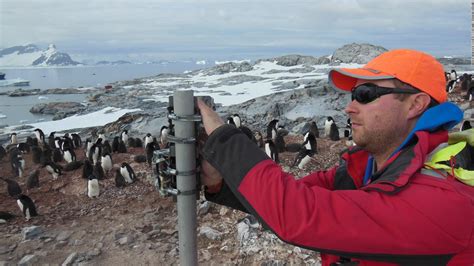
left=0, top=72, right=30, bottom=87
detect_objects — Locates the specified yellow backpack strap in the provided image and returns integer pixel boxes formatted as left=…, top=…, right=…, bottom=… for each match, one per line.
left=423, top=129, right=474, bottom=186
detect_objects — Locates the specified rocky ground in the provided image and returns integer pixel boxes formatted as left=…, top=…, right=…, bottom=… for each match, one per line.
left=0, top=133, right=346, bottom=265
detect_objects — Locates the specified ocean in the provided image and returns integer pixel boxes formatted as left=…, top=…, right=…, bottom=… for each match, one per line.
left=0, top=62, right=206, bottom=126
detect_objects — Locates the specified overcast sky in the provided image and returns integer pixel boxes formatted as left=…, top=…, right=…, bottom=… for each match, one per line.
left=0, top=0, right=471, bottom=62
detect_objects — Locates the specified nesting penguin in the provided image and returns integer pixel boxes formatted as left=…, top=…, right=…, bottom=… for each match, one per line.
left=87, top=175, right=100, bottom=198
left=120, top=162, right=136, bottom=184
left=17, top=194, right=38, bottom=221
left=1, top=177, right=22, bottom=198
left=44, top=161, right=61, bottom=180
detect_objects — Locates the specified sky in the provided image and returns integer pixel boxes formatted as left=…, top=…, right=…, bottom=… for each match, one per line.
left=0, top=0, right=471, bottom=62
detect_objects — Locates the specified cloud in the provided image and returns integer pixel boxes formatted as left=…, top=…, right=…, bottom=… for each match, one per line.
left=0, top=0, right=470, bottom=59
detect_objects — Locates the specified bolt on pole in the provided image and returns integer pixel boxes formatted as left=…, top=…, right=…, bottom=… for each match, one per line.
left=173, top=90, right=198, bottom=266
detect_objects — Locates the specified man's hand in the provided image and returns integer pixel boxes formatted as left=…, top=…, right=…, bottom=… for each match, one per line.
left=201, top=159, right=223, bottom=189
left=197, top=99, right=224, bottom=136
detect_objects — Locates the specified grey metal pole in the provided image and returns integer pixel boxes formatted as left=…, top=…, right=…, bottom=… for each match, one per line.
left=173, top=90, right=198, bottom=266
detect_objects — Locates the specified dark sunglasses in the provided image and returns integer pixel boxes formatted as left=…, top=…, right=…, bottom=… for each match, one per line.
left=351, top=83, right=419, bottom=104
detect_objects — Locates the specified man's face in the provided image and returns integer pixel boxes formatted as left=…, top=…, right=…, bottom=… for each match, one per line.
left=345, top=79, right=411, bottom=153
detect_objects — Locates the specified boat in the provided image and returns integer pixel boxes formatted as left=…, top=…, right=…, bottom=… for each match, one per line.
left=0, top=73, right=30, bottom=87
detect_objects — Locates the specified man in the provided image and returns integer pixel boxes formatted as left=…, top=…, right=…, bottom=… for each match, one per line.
left=197, top=49, right=474, bottom=265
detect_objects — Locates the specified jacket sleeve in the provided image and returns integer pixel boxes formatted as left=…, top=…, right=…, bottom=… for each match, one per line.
left=202, top=124, right=469, bottom=263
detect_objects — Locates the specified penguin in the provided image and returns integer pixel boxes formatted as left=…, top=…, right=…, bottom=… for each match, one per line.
left=232, top=114, right=242, bottom=128
left=89, top=143, right=102, bottom=165
left=324, top=117, right=334, bottom=138
left=87, top=175, right=100, bottom=198
left=102, top=140, right=112, bottom=155
left=0, top=146, right=6, bottom=161
left=61, top=135, right=74, bottom=151
left=85, top=138, right=93, bottom=158
left=63, top=160, right=84, bottom=172
left=52, top=148, right=63, bottom=163
left=292, top=132, right=317, bottom=169
left=93, top=162, right=105, bottom=180
left=63, top=148, right=76, bottom=163
left=112, top=137, right=120, bottom=153
left=0, top=211, right=15, bottom=221
left=1, top=177, right=22, bottom=198
left=227, top=116, right=236, bottom=126
left=120, top=162, right=136, bottom=184
left=17, top=143, right=30, bottom=154
left=10, top=133, right=18, bottom=145
left=71, top=133, right=82, bottom=149
left=117, top=140, right=127, bottom=153
left=159, top=126, right=169, bottom=148
left=26, top=136, right=37, bottom=147
left=275, top=126, right=288, bottom=153
left=309, top=121, right=319, bottom=138
left=115, top=169, right=126, bottom=188
left=264, top=139, right=279, bottom=163
left=10, top=153, right=25, bottom=178
left=144, top=133, right=153, bottom=149
left=146, top=142, right=156, bottom=167
left=329, top=122, right=340, bottom=141
left=134, top=137, right=143, bottom=148
left=97, top=133, right=105, bottom=143
left=344, top=118, right=352, bottom=138
left=101, top=153, right=113, bottom=174
left=82, top=160, right=94, bottom=179
left=461, top=120, right=472, bottom=131
left=121, top=130, right=129, bottom=146
left=31, top=146, right=43, bottom=164
left=17, top=194, right=38, bottom=221
left=44, top=161, right=61, bottom=180
left=48, top=132, right=56, bottom=148
left=26, top=170, right=40, bottom=189
left=33, top=128, right=45, bottom=145
left=266, top=119, right=279, bottom=141
left=54, top=136, right=63, bottom=149
left=40, top=146, right=52, bottom=165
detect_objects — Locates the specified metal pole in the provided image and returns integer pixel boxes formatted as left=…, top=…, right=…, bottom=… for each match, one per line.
left=173, top=90, right=198, bottom=266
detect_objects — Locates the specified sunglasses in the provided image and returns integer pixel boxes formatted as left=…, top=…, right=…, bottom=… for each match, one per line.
left=351, top=83, right=419, bottom=104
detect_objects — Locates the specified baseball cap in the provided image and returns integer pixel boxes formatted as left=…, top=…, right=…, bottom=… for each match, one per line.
left=328, top=49, right=447, bottom=103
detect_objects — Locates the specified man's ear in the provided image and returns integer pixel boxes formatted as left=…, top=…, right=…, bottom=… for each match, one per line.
left=407, top=93, right=432, bottom=119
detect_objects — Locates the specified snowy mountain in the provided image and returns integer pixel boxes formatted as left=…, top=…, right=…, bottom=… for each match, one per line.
left=0, top=44, right=80, bottom=67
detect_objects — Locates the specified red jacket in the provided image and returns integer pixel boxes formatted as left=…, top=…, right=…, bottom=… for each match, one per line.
left=203, top=125, right=474, bottom=265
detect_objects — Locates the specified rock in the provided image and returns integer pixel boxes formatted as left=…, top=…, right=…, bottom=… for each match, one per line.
left=7, top=89, right=41, bottom=97
left=56, top=230, right=73, bottom=241
left=62, top=252, right=77, bottom=266
left=237, top=221, right=250, bottom=245
left=29, top=101, right=85, bottom=115
left=18, top=254, right=38, bottom=266
left=219, top=207, right=228, bottom=216
left=21, top=226, right=42, bottom=240
left=118, top=236, right=134, bottom=245
left=198, top=201, right=210, bottom=216
left=199, top=226, right=222, bottom=241
left=331, top=43, right=387, bottom=64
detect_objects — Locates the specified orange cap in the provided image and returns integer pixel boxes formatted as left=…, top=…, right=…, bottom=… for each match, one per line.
left=328, top=49, right=447, bottom=103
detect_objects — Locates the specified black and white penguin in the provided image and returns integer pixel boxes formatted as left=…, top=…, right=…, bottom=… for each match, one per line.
left=93, top=162, right=105, bottom=180
left=87, top=175, right=100, bottom=198
left=159, top=126, right=169, bottom=148
left=33, top=128, right=45, bottom=145
left=26, top=136, right=37, bottom=147
left=329, top=122, right=340, bottom=141
left=63, top=160, right=84, bottom=172
left=40, top=146, right=52, bottom=165
left=17, top=194, right=38, bottom=221
left=112, top=137, right=120, bottom=153
left=63, top=148, right=76, bottom=163
left=17, top=143, right=30, bottom=154
left=71, top=133, right=82, bottom=149
left=82, top=160, right=94, bottom=179
left=117, top=140, right=127, bottom=153
left=101, top=153, right=113, bottom=174
left=43, top=161, right=61, bottom=180
left=54, top=136, right=63, bottom=149
left=309, top=121, right=319, bottom=138
left=121, top=130, right=129, bottom=146
left=232, top=114, right=242, bottom=128
left=275, top=126, right=288, bottom=153
left=120, top=162, right=136, bottom=184
left=0, top=145, right=6, bottom=161
left=146, top=142, right=156, bottom=167
left=97, top=133, right=105, bottom=144
left=48, top=132, right=56, bottom=148
left=85, top=138, right=93, bottom=158
left=10, top=153, right=25, bottom=178
left=264, top=140, right=279, bottom=163
left=144, top=133, right=153, bottom=149
left=89, top=143, right=102, bottom=165
left=461, top=120, right=472, bottom=131
left=26, top=169, right=40, bottom=189
left=1, top=177, right=22, bottom=198
left=102, top=140, right=112, bottom=155
left=227, top=116, right=236, bottom=126
left=324, top=117, right=334, bottom=138
left=344, top=118, right=352, bottom=138
left=266, top=119, right=279, bottom=141
left=293, top=132, right=317, bottom=169
left=10, top=133, right=18, bottom=145
left=52, top=148, right=63, bottom=163
left=115, top=169, right=126, bottom=188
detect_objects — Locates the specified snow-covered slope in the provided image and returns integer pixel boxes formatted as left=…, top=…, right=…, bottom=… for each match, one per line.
left=0, top=44, right=80, bottom=67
